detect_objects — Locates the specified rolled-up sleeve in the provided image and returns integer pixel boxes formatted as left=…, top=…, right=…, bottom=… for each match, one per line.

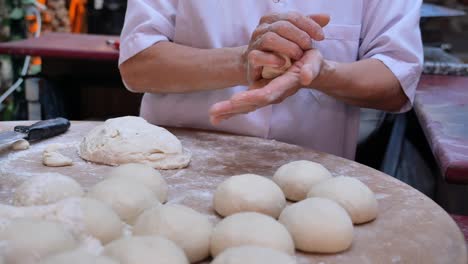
left=119, top=0, right=177, bottom=65
left=359, top=0, right=424, bottom=112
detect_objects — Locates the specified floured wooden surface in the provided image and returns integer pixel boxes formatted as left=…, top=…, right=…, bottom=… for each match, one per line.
left=0, top=121, right=466, bottom=264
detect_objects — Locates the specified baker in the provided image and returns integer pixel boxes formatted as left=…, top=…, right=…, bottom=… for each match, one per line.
left=118, top=1, right=423, bottom=160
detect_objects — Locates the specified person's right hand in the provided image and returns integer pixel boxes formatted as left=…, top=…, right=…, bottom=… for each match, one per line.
left=243, top=12, right=330, bottom=84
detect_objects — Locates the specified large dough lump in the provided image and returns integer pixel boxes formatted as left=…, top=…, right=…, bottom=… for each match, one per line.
left=214, top=174, right=286, bottom=218
left=79, top=116, right=191, bottom=169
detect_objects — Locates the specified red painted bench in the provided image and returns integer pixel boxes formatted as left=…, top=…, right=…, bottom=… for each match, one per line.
left=452, top=215, right=468, bottom=243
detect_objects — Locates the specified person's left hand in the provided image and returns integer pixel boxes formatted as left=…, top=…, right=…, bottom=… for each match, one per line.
left=209, top=49, right=326, bottom=125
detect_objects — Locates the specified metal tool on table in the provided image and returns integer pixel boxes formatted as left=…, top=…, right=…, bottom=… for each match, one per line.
left=0, top=117, right=70, bottom=150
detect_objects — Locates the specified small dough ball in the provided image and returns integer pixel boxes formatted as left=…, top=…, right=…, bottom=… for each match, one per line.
left=211, top=246, right=296, bottom=264
left=214, top=174, right=286, bottom=218
left=279, top=197, right=353, bottom=253
left=307, top=176, right=378, bottom=224
left=273, top=160, right=332, bottom=201
left=134, top=204, right=213, bottom=263
left=40, top=250, right=117, bottom=264
left=107, top=163, right=168, bottom=203
left=87, top=178, right=160, bottom=224
left=43, top=151, right=73, bottom=167
left=78, top=198, right=124, bottom=244
left=211, top=212, right=294, bottom=257
left=103, top=236, right=189, bottom=264
left=0, top=219, right=78, bottom=264
left=262, top=54, right=292, bottom=79
left=11, top=139, right=30, bottom=150
left=13, top=173, right=84, bottom=206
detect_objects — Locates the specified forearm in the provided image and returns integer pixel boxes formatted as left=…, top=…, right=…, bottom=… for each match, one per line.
left=311, top=59, right=407, bottom=112
left=119, top=41, right=248, bottom=93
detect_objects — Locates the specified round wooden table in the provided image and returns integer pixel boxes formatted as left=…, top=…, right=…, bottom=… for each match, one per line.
left=0, top=121, right=466, bottom=264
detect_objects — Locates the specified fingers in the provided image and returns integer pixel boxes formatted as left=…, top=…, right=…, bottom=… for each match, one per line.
left=252, top=31, right=303, bottom=60
left=259, top=11, right=326, bottom=41
left=248, top=50, right=285, bottom=68
left=298, top=49, right=323, bottom=86
left=210, top=75, right=300, bottom=125
left=210, top=113, right=235, bottom=126
left=247, top=50, right=285, bottom=83
left=252, top=21, right=313, bottom=50
left=308, top=14, right=331, bottom=28
left=243, top=12, right=330, bottom=84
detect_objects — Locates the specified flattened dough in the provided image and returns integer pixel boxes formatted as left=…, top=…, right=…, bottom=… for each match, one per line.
left=11, top=139, right=30, bottom=150
left=43, top=144, right=73, bottom=167
left=79, top=116, right=191, bottom=169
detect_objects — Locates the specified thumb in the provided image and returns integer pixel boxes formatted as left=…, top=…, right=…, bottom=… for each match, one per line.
left=299, top=50, right=323, bottom=86
left=308, top=14, right=331, bottom=28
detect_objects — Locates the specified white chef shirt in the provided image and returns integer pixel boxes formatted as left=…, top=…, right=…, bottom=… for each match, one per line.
left=119, top=0, right=423, bottom=159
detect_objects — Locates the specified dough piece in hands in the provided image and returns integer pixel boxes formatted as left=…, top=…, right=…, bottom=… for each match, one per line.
left=0, top=219, right=78, bottom=264
left=40, top=250, right=118, bottom=264
left=11, top=139, right=30, bottom=150
left=273, top=160, right=332, bottom=201
left=103, top=236, right=189, bottom=264
left=0, top=198, right=123, bottom=244
left=43, top=144, right=73, bottom=167
left=307, top=176, right=378, bottom=224
left=79, top=116, right=191, bottom=169
left=279, top=197, right=353, bottom=253
left=211, top=246, right=296, bottom=264
left=214, top=174, right=286, bottom=218
left=87, top=178, right=160, bottom=224
left=211, top=212, right=294, bottom=257
left=133, top=204, right=213, bottom=263
left=13, top=173, right=84, bottom=206
left=107, top=163, right=168, bottom=203
left=262, top=54, right=292, bottom=79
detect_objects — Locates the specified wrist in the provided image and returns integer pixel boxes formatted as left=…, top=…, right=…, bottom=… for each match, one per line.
left=234, top=45, right=249, bottom=85
left=308, top=59, right=338, bottom=91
